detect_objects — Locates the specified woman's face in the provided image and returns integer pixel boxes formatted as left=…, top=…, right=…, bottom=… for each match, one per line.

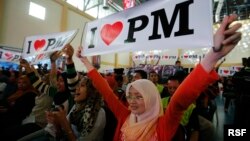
left=18, top=77, right=29, bottom=90
left=127, top=86, right=145, bottom=115
left=74, top=80, right=88, bottom=102
left=57, top=76, right=66, bottom=92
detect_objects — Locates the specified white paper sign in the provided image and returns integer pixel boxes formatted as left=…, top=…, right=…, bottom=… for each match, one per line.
left=218, top=67, right=232, bottom=76
left=83, top=0, right=213, bottom=56
left=22, top=30, right=78, bottom=59
left=0, top=46, right=22, bottom=63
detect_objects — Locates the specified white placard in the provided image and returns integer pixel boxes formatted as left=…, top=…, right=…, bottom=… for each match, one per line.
left=82, top=0, right=213, bottom=56
left=0, top=46, right=22, bottom=63
left=22, top=29, right=78, bottom=59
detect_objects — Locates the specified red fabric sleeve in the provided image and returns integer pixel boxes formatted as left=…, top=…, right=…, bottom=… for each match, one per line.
left=157, top=64, right=219, bottom=141
left=87, top=69, right=129, bottom=118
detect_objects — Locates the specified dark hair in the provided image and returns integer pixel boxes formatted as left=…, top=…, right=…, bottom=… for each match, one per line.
left=168, top=75, right=180, bottom=82
left=175, top=60, right=181, bottom=64
left=114, top=68, right=124, bottom=75
left=174, top=70, right=188, bottom=83
left=115, top=75, right=123, bottom=83
left=149, top=70, right=157, bottom=74
left=57, top=72, right=70, bottom=92
left=79, top=77, right=100, bottom=98
left=134, top=69, right=148, bottom=79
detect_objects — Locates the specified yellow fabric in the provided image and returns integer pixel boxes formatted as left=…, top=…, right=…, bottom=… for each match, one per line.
left=162, top=96, right=196, bottom=126
left=156, top=83, right=164, bottom=94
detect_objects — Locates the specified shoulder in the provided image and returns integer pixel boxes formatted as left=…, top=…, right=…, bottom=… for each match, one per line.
left=96, top=108, right=106, bottom=123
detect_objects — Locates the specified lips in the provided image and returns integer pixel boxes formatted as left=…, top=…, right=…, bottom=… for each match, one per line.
left=74, top=93, right=80, bottom=96
left=130, top=106, right=138, bottom=110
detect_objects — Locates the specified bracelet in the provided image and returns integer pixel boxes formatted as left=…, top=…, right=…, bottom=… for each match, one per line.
left=212, top=46, right=223, bottom=52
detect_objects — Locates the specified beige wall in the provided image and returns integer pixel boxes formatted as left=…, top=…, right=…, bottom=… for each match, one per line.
left=1, top=0, right=62, bottom=48
left=0, top=0, right=131, bottom=71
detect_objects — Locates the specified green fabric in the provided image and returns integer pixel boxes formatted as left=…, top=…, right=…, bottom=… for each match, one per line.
left=156, top=83, right=164, bottom=94
left=48, top=86, right=57, bottom=97
left=162, top=96, right=196, bottom=126
left=66, top=63, right=76, bottom=75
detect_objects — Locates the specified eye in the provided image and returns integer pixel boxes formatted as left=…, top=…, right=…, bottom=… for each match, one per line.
left=135, top=96, right=143, bottom=100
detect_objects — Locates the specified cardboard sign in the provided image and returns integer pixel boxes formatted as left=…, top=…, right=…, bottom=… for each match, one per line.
left=22, top=29, right=78, bottom=60
left=82, top=0, right=213, bottom=56
left=0, top=46, right=22, bottom=63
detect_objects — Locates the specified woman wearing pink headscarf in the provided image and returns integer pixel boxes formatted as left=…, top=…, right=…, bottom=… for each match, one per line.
left=75, top=14, right=241, bottom=141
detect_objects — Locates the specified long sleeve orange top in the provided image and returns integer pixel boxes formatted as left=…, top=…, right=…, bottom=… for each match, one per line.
left=87, top=64, right=219, bottom=141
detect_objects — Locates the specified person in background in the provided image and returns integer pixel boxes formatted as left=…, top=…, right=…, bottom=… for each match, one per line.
left=15, top=44, right=76, bottom=140
left=0, top=74, right=38, bottom=133
left=162, top=75, right=200, bottom=141
left=47, top=76, right=106, bottom=141
left=132, top=69, right=148, bottom=81
left=0, top=69, right=18, bottom=101
left=222, top=76, right=236, bottom=113
left=232, top=56, right=250, bottom=127
left=175, top=60, right=184, bottom=71
left=148, top=70, right=169, bottom=98
left=19, top=75, right=106, bottom=141
left=0, top=64, right=53, bottom=141
left=76, top=14, right=242, bottom=141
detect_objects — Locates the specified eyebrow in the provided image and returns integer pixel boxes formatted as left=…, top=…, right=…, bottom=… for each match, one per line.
left=128, top=92, right=141, bottom=95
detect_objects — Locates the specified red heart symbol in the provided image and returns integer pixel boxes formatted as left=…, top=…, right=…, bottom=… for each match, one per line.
left=101, top=21, right=123, bottom=45
left=37, top=54, right=45, bottom=60
left=223, top=70, right=229, bottom=74
left=4, top=52, right=13, bottom=60
left=184, top=54, right=188, bottom=58
left=236, top=67, right=242, bottom=71
left=34, top=39, right=46, bottom=51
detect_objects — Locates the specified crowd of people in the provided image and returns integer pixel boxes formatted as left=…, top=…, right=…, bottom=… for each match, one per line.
left=0, top=14, right=247, bottom=141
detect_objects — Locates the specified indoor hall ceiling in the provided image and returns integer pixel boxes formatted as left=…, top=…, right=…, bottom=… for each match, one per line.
left=69, top=0, right=250, bottom=22
left=213, top=0, right=250, bottom=22
left=108, top=0, right=250, bottom=22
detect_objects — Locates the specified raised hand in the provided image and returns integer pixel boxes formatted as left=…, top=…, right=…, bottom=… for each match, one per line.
left=62, top=44, right=74, bottom=64
left=50, top=51, right=62, bottom=63
left=76, top=46, right=94, bottom=71
left=201, top=14, right=242, bottom=73
left=19, top=58, right=30, bottom=68
left=63, top=44, right=74, bottom=59
left=19, top=58, right=33, bottom=73
left=213, top=14, right=242, bottom=59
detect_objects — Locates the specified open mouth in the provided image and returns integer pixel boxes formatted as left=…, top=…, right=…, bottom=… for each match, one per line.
left=74, top=93, right=80, bottom=96
left=130, top=106, right=137, bottom=110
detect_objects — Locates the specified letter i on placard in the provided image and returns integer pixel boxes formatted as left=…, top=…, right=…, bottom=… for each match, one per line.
left=88, top=27, right=97, bottom=49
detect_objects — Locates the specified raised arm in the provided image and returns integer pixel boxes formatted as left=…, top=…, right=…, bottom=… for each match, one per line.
left=76, top=47, right=129, bottom=118
left=161, top=14, right=242, bottom=141
left=20, top=58, right=52, bottom=95
left=62, top=44, right=79, bottom=95
left=50, top=51, right=62, bottom=87
left=201, top=14, right=242, bottom=73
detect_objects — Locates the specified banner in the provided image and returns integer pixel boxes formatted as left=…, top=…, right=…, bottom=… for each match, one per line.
left=132, top=49, right=178, bottom=66
left=83, top=0, right=213, bottom=56
left=0, top=46, right=22, bottom=63
left=123, top=0, right=135, bottom=10
left=218, top=66, right=243, bottom=76
left=22, top=29, right=78, bottom=60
